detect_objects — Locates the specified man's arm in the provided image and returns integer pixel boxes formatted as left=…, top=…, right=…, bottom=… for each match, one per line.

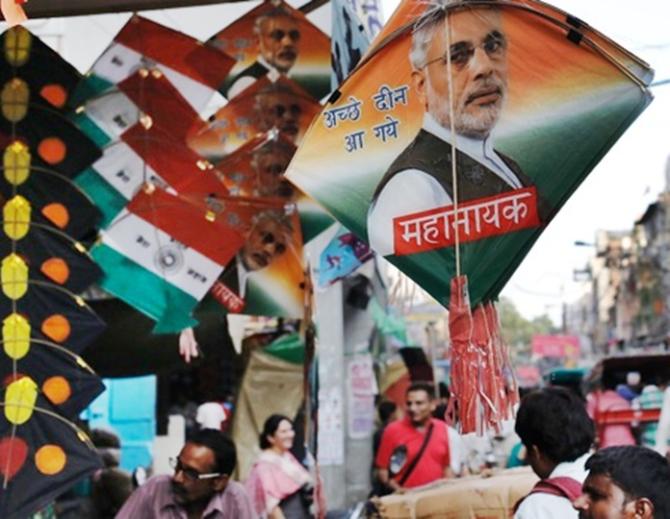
left=377, top=468, right=403, bottom=493
left=374, top=424, right=403, bottom=493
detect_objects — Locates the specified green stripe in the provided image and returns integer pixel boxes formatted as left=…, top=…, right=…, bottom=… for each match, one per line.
left=70, top=112, right=113, bottom=148
left=70, top=74, right=114, bottom=107
left=299, top=211, right=334, bottom=243
left=91, top=244, right=199, bottom=334
left=74, top=168, right=127, bottom=228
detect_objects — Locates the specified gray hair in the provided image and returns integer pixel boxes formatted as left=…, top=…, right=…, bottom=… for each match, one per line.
left=251, top=209, right=294, bottom=233
left=409, top=0, right=499, bottom=69
left=253, top=6, right=297, bottom=35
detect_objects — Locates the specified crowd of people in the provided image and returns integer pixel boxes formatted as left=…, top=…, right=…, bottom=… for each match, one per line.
left=113, top=414, right=322, bottom=519
left=72, top=377, right=670, bottom=519
left=368, top=382, right=670, bottom=519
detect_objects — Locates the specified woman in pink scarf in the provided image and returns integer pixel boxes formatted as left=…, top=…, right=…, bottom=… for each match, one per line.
left=245, top=414, right=320, bottom=518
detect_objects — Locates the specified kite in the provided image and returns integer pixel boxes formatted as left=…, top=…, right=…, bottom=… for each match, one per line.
left=73, top=15, right=235, bottom=113
left=77, top=121, right=222, bottom=228
left=0, top=26, right=82, bottom=114
left=0, top=387, right=101, bottom=519
left=91, top=186, right=248, bottom=333
left=188, top=76, right=321, bottom=161
left=0, top=342, right=104, bottom=419
left=0, top=223, right=101, bottom=293
left=318, top=225, right=373, bottom=287
left=73, top=68, right=204, bottom=148
left=211, top=0, right=331, bottom=101
left=286, top=0, right=653, bottom=431
left=0, top=107, right=101, bottom=180
left=1, top=162, right=101, bottom=240
left=0, top=21, right=105, bottom=518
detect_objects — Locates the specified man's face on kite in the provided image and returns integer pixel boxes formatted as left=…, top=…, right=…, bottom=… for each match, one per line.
left=241, top=214, right=290, bottom=271
left=258, top=15, right=301, bottom=74
left=254, top=91, right=302, bottom=139
left=415, top=8, right=508, bottom=139
left=252, top=147, right=294, bottom=197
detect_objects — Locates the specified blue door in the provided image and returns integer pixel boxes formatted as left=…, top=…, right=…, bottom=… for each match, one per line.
left=83, top=375, right=156, bottom=472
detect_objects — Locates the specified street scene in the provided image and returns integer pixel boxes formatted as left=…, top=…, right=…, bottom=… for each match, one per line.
left=0, top=0, right=669, bottom=517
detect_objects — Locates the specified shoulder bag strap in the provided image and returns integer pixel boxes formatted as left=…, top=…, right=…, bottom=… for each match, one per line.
left=397, top=423, right=435, bottom=486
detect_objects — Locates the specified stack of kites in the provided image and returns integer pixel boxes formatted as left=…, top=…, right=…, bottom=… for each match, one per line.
left=0, top=26, right=106, bottom=517
left=68, top=1, right=369, bottom=333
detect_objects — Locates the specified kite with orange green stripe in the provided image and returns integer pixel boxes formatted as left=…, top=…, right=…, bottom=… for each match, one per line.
left=286, top=0, right=653, bottom=432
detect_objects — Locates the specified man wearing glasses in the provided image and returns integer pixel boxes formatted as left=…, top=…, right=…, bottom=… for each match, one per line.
left=226, top=7, right=301, bottom=98
left=115, top=429, right=255, bottom=518
left=367, top=1, right=538, bottom=257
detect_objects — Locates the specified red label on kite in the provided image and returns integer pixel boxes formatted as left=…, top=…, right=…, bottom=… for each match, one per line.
left=210, top=280, right=245, bottom=313
left=393, top=187, right=540, bottom=255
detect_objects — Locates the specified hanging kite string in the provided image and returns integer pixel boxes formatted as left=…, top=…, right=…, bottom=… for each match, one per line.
left=444, top=6, right=461, bottom=278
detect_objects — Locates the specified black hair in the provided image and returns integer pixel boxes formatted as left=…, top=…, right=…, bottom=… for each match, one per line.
left=188, top=429, right=237, bottom=475
left=586, top=446, right=670, bottom=518
left=378, top=400, right=397, bottom=423
left=407, top=381, right=436, bottom=399
left=438, top=382, right=449, bottom=399
left=515, top=387, right=594, bottom=463
left=259, top=414, right=292, bottom=450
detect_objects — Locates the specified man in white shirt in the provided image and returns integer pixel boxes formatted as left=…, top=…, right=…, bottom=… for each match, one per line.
left=196, top=401, right=228, bottom=431
left=367, top=1, right=540, bottom=256
left=514, top=387, right=595, bottom=519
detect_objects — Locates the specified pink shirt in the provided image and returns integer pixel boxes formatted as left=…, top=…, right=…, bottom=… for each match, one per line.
left=244, top=451, right=313, bottom=517
left=587, top=390, right=636, bottom=448
left=115, top=475, right=255, bottom=518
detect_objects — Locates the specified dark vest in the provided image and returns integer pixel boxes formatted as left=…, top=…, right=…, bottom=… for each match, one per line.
left=373, top=129, right=536, bottom=207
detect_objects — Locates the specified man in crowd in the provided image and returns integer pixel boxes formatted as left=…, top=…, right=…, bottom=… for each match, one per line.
left=514, top=387, right=594, bottom=519
left=226, top=7, right=301, bottom=98
left=375, top=382, right=463, bottom=492
left=367, top=0, right=540, bottom=256
left=573, top=446, right=670, bottom=519
left=115, top=429, right=254, bottom=518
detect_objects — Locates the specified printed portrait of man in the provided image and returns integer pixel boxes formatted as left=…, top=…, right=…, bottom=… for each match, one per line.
left=250, top=139, right=296, bottom=198
left=252, top=83, right=303, bottom=142
left=226, top=6, right=301, bottom=98
left=367, top=1, right=538, bottom=256
left=215, top=209, right=294, bottom=304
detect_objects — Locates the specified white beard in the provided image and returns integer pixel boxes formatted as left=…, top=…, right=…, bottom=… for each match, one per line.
left=426, top=76, right=504, bottom=140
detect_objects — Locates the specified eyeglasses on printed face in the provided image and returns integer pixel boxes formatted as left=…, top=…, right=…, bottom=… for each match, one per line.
left=169, top=457, right=221, bottom=481
left=423, top=30, right=507, bottom=69
left=268, top=29, right=301, bottom=42
left=260, top=231, right=287, bottom=254
left=269, top=103, right=302, bottom=119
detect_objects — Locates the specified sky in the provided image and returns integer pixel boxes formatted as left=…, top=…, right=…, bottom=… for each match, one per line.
left=12, top=0, right=669, bottom=323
